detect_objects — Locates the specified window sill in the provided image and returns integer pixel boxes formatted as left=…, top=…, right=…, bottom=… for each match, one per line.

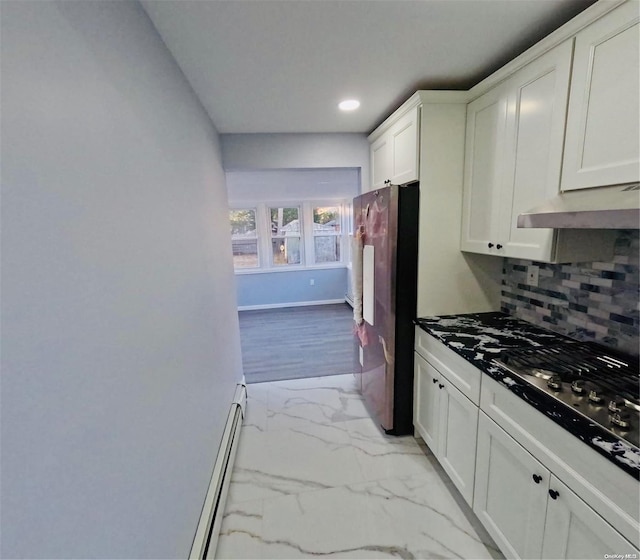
left=234, top=264, right=348, bottom=276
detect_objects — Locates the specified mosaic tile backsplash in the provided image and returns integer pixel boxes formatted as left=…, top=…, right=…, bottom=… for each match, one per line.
left=501, top=230, right=639, bottom=357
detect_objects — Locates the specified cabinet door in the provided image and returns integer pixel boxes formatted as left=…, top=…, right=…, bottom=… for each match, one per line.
left=542, top=476, right=639, bottom=560
left=461, top=84, right=508, bottom=255
left=413, top=352, right=440, bottom=452
left=498, top=41, right=573, bottom=261
left=561, top=1, right=640, bottom=190
left=438, top=376, right=478, bottom=506
left=389, top=107, right=419, bottom=186
left=474, top=413, right=548, bottom=560
left=371, top=133, right=391, bottom=190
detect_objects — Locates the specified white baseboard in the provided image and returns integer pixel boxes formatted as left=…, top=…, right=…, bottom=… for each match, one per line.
left=237, top=298, right=346, bottom=311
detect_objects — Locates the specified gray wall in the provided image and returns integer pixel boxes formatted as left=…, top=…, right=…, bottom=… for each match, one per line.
left=1, top=1, right=243, bottom=558
left=221, top=133, right=370, bottom=192
left=502, top=230, right=639, bottom=356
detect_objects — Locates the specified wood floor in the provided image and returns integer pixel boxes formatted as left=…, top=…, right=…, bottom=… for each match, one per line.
left=238, top=303, right=356, bottom=384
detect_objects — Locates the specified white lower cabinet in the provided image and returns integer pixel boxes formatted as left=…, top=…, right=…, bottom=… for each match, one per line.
left=414, top=333, right=639, bottom=559
left=475, top=411, right=639, bottom=560
left=542, top=476, right=638, bottom=560
left=474, top=412, right=548, bottom=559
left=413, top=354, right=440, bottom=451
left=413, top=352, right=477, bottom=505
left=437, top=375, right=478, bottom=505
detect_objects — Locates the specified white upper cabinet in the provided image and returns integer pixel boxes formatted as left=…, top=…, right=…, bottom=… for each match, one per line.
left=499, top=41, right=573, bottom=260
left=461, top=42, right=576, bottom=261
left=369, top=105, right=420, bottom=189
left=460, top=83, right=508, bottom=255
left=371, top=134, right=392, bottom=190
left=561, top=1, right=640, bottom=191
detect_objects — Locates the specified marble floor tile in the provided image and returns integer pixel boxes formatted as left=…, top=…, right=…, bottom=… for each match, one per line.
left=345, top=417, right=434, bottom=482
left=266, top=375, right=370, bottom=431
left=215, top=375, right=503, bottom=560
left=226, top=420, right=363, bottom=504
left=214, top=499, right=263, bottom=560
left=243, top=385, right=268, bottom=434
left=258, top=472, right=500, bottom=559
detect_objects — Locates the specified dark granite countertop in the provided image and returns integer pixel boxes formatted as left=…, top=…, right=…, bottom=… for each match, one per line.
left=415, top=312, right=640, bottom=479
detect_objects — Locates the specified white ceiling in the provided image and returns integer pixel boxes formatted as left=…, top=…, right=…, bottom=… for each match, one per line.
left=141, top=0, right=596, bottom=134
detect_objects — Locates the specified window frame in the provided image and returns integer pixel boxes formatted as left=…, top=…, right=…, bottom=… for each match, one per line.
left=229, top=200, right=349, bottom=274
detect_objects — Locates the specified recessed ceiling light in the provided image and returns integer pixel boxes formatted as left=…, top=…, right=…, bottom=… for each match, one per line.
left=338, top=99, right=360, bottom=111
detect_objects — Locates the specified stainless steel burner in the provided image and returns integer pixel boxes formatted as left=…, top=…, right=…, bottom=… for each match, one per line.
left=494, top=342, right=640, bottom=449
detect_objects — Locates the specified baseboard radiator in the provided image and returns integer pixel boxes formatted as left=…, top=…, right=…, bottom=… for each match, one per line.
left=189, top=383, right=247, bottom=560
left=345, top=293, right=354, bottom=308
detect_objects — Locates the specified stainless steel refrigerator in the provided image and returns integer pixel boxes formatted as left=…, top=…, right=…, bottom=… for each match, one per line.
left=352, top=183, right=419, bottom=435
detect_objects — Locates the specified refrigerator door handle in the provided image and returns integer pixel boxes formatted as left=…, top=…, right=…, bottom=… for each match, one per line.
left=362, top=245, right=375, bottom=326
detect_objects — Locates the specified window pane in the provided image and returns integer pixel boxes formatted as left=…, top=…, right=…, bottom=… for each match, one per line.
left=229, top=209, right=257, bottom=238
left=272, top=236, right=301, bottom=265
left=232, top=240, right=258, bottom=268
left=229, top=209, right=258, bottom=269
left=314, top=236, right=340, bottom=263
left=313, top=206, right=340, bottom=233
left=270, top=207, right=300, bottom=235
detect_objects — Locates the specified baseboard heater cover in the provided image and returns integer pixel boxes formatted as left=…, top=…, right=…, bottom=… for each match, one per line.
left=345, top=293, right=354, bottom=308
left=189, top=382, right=246, bottom=560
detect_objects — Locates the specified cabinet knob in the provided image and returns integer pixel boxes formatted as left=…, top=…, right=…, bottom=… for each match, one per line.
left=532, top=474, right=542, bottom=484
left=438, top=383, right=444, bottom=389
left=549, top=489, right=559, bottom=500
left=496, top=244, right=503, bottom=250
left=488, top=243, right=494, bottom=248
left=432, top=378, right=438, bottom=384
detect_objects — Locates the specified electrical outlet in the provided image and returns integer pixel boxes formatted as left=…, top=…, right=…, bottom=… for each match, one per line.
left=526, top=265, right=539, bottom=287
left=310, top=278, right=315, bottom=286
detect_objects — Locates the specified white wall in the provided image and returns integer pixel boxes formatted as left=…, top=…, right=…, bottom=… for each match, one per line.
left=417, top=101, right=502, bottom=316
left=221, top=133, right=371, bottom=192
left=0, top=1, right=243, bottom=558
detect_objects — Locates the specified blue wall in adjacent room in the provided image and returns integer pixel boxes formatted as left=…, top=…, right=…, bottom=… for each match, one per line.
left=237, top=268, right=347, bottom=309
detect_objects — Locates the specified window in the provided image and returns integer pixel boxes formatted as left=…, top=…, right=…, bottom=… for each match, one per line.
left=312, top=206, right=341, bottom=263
left=229, top=208, right=259, bottom=269
left=270, top=206, right=302, bottom=266
left=228, top=201, right=347, bottom=272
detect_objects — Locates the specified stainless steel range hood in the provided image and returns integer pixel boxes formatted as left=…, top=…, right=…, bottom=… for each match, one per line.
left=518, top=184, right=640, bottom=229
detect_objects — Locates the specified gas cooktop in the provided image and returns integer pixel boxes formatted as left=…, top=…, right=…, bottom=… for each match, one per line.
left=494, top=342, right=640, bottom=449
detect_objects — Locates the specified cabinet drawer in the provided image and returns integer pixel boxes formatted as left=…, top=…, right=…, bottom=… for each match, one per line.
left=481, top=375, right=640, bottom=548
left=414, top=327, right=481, bottom=404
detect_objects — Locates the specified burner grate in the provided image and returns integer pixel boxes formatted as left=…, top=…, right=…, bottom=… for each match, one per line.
left=499, top=342, right=639, bottom=404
